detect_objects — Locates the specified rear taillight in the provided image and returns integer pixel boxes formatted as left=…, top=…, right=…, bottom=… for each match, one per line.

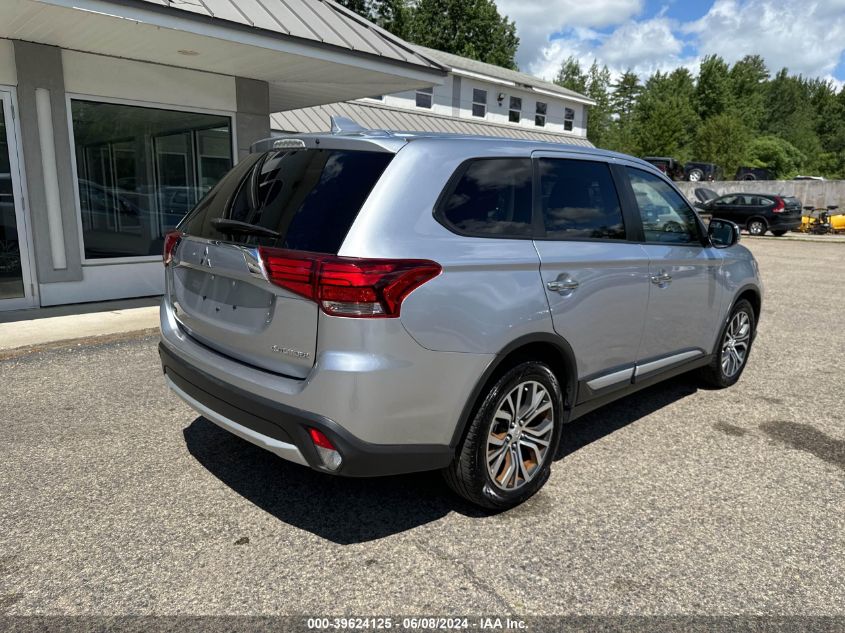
left=772, top=197, right=785, bottom=213
left=163, top=231, right=183, bottom=266
left=258, top=248, right=441, bottom=318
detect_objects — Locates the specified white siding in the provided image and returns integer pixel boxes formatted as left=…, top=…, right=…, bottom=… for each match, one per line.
left=360, top=72, right=587, bottom=137
left=0, top=39, right=16, bottom=85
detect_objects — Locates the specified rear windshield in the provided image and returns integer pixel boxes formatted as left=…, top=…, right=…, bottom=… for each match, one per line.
left=180, top=149, right=393, bottom=253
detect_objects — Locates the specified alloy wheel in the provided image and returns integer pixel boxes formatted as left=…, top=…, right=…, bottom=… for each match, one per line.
left=721, top=311, right=751, bottom=378
left=749, top=220, right=765, bottom=235
left=486, top=380, right=555, bottom=491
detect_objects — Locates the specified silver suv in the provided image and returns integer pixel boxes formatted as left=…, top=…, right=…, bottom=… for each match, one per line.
left=160, top=122, right=761, bottom=509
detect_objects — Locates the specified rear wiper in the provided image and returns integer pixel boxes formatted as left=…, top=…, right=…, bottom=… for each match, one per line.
left=211, top=218, right=280, bottom=238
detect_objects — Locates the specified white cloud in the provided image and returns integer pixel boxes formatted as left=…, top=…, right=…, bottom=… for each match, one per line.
left=495, top=0, right=845, bottom=86
left=494, top=0, right=643, bottom=69
left=529, top=16, right=695, bottom=83
left=685, top=0, right=845, bottom=79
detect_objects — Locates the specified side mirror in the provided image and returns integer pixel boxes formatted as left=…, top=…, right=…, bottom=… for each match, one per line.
left=708, top=219, right=740, bottom=248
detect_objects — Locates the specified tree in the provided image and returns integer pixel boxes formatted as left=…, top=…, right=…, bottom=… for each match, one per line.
left=585, top=60, right=613, bottom=148
left=695, top=113, right=750, bottom=176
left=729, top=54, right=769, bottom=130
left=744, top=135, right=804, bottom=178
left=696, top=55, right=733, bottom=120
left=554, top=56, right=588, bottom=94
left=407, top=0, right=520, bottom=69
left=334, top=0, right=411, bottom=38
left=635, top=71, right=699, bottom=159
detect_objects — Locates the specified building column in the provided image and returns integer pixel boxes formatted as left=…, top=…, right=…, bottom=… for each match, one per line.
left=235, top=77, right=270, bottom=161
left=13, top=41, right=83, bottom=285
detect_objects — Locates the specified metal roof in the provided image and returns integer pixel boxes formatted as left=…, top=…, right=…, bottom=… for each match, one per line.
left=412, top=46, right=594, bottom=105
left=270, top=101, right=595, bottom=147
left=131, top=0, right=443, bottom=71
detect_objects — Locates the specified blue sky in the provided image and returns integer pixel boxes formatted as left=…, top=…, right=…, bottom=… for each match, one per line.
left=494, top=0, right=845, bottom=87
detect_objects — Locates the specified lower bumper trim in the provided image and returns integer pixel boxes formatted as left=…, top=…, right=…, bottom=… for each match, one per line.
left=166, top=376, right=308, bottom=467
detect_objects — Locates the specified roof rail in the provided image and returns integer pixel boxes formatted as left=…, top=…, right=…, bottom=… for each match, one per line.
left=330, top=115, right=393, bottom=138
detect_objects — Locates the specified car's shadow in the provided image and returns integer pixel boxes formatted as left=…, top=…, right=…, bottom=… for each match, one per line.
left=183, top=375, right=699, bottom=544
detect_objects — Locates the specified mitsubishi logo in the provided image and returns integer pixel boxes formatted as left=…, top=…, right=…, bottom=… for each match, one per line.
left=200, top=246, right=212, bottom=268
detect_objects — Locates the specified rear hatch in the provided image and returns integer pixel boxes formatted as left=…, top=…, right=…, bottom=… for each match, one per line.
left=782, top=196, right=802, bottom=215
left=167, top=145, right=394, bottom=378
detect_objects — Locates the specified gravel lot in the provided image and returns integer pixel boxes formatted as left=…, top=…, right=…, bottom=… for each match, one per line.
left=0, top=238, right=843, bottom=619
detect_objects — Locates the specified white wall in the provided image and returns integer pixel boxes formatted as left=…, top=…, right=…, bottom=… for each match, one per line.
left=62, top=50, right=237, bottom=112
left=371, top=73, right=587, bottom=137
left=0, top=39, right=16, bottom=85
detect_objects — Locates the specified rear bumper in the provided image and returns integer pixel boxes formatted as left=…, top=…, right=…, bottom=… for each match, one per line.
left=769, top=217, right=801, bottom=231
left=160, top=343, right=454, bottom=477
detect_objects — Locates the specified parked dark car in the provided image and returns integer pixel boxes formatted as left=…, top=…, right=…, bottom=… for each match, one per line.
left=694, top=188, right=801, bottom=236
left=735, top=167, right=775, bottom=181
left=685, top=162, right=722, bottom=182
left=642, top=156, right=684, bottom=181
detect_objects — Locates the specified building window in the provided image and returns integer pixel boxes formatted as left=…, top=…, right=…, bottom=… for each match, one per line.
left=472, top=89, right=488, bottom=118
left=70, top=99, right=232, bottom=259
left=508, top=96, right=522, bottom=123
left=564, top=107, right=575, bottom=132
left=535, top=101, right=547, bottom=127
left=416, top=87, right=433, bottom=109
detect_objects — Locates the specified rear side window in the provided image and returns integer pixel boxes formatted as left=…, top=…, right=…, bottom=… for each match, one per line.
left=180, top=149, right=393, bottom=253
left=438, top=158, right=533, bottom=237
left=537, top=158, right=625, bottom=240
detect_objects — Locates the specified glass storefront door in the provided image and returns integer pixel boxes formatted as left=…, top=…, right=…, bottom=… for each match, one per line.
left=0, top=90, right=34, bottom=309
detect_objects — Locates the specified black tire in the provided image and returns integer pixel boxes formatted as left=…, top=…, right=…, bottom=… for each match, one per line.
left=772, top=230, right=787, bottom=237
left=688, top=168, right=704, bottom=182
left=700, top=299, right=756, bottom=388
left=444, top=361, right=564, bottom=510
left=747, top=218, right=767, bottom=236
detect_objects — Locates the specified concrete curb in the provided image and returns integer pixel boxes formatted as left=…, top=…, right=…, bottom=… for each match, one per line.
left=0, top=305, right=159, bottom=358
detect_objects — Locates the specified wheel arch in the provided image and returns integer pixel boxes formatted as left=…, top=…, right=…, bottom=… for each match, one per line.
left=448, top=333, right=578, bottom=451
left=711, top=284, right=762, bottom=354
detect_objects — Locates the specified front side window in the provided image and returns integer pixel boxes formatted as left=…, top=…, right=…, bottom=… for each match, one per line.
left=564, top=107, right=575, bottom=132
left=472, top=89, right=488, bottom=118
left=538, top=158, right=625, bottom=240
left=438, top=158, right=532, bottom=237
left=535, top=101, right=547, bottom=127
left=627, top=168, right=702, bottom=244
left=71, top=99, right=232, bottom=259
left=509, top=96, right=522, bottom=123
left=416, top=87, right=433, bottom=109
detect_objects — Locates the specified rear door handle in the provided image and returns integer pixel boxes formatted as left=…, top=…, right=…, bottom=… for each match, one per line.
left=547, top=276, right=579, bottom=293
left=650, top=271, right=672, bottom=286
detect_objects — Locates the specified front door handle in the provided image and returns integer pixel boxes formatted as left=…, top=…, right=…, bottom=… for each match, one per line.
left=650, top=270, right=672, bottom=286
left=547, top=276, right=579, bottom=293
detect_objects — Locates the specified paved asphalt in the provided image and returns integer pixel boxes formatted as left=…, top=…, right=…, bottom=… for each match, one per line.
left=0, top=238, right=843, bottom=618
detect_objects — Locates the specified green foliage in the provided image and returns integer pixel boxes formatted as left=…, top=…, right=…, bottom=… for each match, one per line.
left=696, top=55, right=733, bottom=120
left=407, top=0, right=519, bottom=69
left=585, top=61, right=613, bottom=149
left=549, top=54, right=845, bottom=178
left=695, top=113, right=750, bottom=176
left=555, top=56, right=588, bottom=94
left=335, top=0, right=518, bottom=68
left=744, top=136, right=804, bottom=178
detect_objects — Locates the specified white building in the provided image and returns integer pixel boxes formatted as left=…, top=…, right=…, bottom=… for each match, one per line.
left=0, top=0, right=445, bottom=310
left=272, top=45, right=595, bottom=146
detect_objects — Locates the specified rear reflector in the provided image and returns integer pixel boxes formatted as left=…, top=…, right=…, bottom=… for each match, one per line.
left=163, top=231, right=183, bottom=266
left=259, top=248, right=441, bottom=318
left=308, top=428, right=342, bottom=471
